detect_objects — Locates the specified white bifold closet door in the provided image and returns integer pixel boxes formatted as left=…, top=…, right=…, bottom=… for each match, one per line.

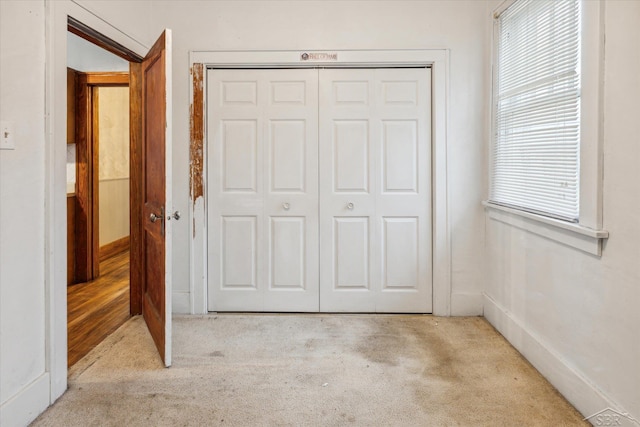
left=207, top=69, right=319, bottom=312
left=318, top=68, right=432, bottom=313
left=207, top=67, right=431, bottom=313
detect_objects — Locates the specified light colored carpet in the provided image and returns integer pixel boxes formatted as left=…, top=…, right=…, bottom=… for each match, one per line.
left=32, top=314, right=587, bottom=426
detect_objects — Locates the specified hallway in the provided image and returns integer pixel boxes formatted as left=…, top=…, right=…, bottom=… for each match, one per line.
left=67, top=250, right=130, bottom=367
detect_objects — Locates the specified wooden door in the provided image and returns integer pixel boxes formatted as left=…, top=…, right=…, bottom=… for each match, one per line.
left=207, top=69, right=319, bottom=312
left=140, top=30, right=172, bottom=366
left=319, top=68, right=432, bottom=313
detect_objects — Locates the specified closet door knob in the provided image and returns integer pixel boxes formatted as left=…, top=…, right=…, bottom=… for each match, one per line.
left=347, top=202, right=354, bottom=210
left=283, top=202, right=290, bottom=210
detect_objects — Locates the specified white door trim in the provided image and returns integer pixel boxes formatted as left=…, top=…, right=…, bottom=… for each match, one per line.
left=189, top=49, right=451, bottom=316
left=45, top=0, right=152, bottom=416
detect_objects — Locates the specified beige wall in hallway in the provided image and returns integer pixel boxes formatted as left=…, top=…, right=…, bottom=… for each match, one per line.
left=98, top=86, right=130, bottom=246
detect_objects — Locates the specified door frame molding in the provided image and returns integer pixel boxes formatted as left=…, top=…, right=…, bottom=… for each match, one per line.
left=46, top=0, right=149, bottom=405
left=188, top=49, right=451, bottom=316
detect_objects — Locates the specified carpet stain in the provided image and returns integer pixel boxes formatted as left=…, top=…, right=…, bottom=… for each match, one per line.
left=404, top=318, right=461, bottom=382
left=354, top=318, right=408, bottom=366
left=353, top=316, right=460, bottom=383
left=340, top=412, right=357, bottom=423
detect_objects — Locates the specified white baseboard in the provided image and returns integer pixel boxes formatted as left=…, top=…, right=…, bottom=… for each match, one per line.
left=483, top=293, right=633, bottom=422
left=450, top=292, right=483, bottom=315
left=172, top=291, right=191, bottom=314
left=0, top=373, right=50, bottom=427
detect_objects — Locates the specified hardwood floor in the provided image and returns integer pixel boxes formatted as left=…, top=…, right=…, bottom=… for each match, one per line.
left=68, top=250, right=130, bottom=367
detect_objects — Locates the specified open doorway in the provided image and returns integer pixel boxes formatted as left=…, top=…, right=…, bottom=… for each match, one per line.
left=66, top=31, right=132, bottom=366
left=56, top=14, right=173, bottom=375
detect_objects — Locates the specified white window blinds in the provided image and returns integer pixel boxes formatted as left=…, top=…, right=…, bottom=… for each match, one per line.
left=491, top=0, right=581, bottom=222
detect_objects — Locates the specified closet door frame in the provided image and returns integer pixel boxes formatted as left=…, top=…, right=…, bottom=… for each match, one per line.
left=188, top=50, right=451, bottom=316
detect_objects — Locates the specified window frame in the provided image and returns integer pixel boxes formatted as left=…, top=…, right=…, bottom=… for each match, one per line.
left=485, top=0, right=608, bottom=256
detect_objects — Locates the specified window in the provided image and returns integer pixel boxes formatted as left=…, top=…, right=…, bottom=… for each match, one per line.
left=490, top=0, right=581, bottom=222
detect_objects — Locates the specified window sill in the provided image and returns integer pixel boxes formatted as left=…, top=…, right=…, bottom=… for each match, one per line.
left=483, top=201, right=609, bottom=256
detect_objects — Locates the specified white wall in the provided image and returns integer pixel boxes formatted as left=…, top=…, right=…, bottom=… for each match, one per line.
left=72, top=0, right=154, bottom=50
left=484, top=0, right=640, bottom=422
left=66, top=144, right=76, bottom=193
left=151, top=0, right=491, bottom=315
left=0, top=1, right=48, bottom=426
left=67, top=32, right=129, bottom=72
